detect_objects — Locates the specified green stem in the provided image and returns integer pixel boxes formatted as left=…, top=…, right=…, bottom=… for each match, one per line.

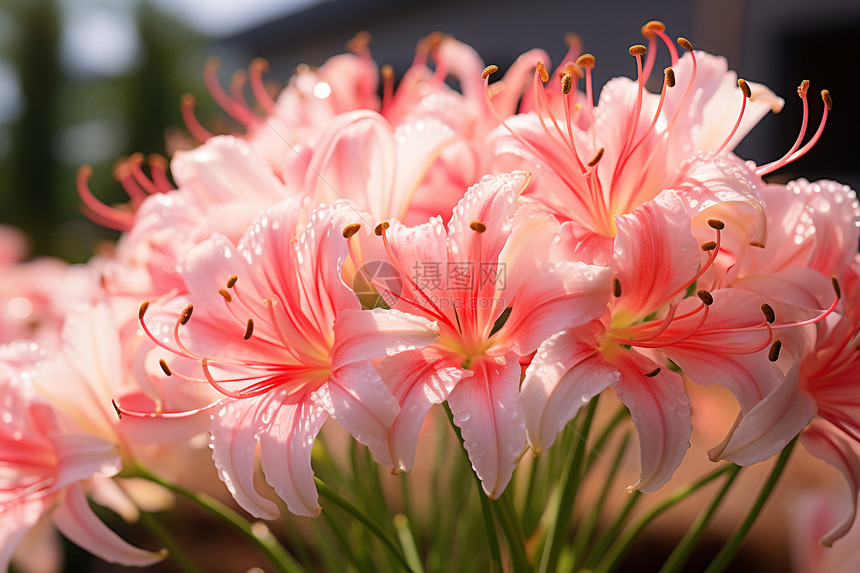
left=137, top=511, right=201, bottom=573
left=703, top=438, right=797, bottom=573
left=394, top=513, right=426, bottom=573
left=493, top=489, right=532, bottom=572
left=593, top=463, right=735, bottom=573
left=133, top=465, right=305, bottom=573
left=572, top=431, right=632, bottom=570
left=443, top=402, right=503, bottom=573
left=538, top=395, right=600, bottom=573
left=659, top=464, right=742, bottom=573
left=314, top=477, right=414, bottom=572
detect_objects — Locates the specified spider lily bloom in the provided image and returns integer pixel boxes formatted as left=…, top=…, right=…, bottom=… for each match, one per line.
left=482, top=26, right=781, bottom=241
left=520, top=193, right=798, bottom=492
left=347, top=171, right=612, bottom=496
left=136, top=198, right=439, bottom=518
left=711, top=277, right=860, bottom=545
left=0, top=342, right=166, bottom=569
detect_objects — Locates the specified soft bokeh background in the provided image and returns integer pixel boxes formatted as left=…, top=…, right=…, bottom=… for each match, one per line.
left=1, top=1, right=859, bottom=571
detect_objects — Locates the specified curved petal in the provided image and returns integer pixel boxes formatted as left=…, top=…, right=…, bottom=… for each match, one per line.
left=801, top=421, right=860, bottom=546
left=52, top=483, right=167, bottom=567
left=315, top=361, right=400, bottom=465
left=0, top=496, right=47, bottom=572
left=613, top=194, right=699, bottom=321
left=609, top=350, right=692, bottom=493
left=376, top=349, right=467, bottom=471
left=330, top=308, right=440, bottom=371
left=447, top=354, right=526, bottom=498
left=259, top=392, right=328, bottom=517
left=712, top=361, right=817, bottom=465
left=520, top=328, right=620, bottom=453
left=210, top=397, right=280, bottom=520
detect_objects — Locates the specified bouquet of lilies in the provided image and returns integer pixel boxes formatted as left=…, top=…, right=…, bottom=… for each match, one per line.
left=2, top=20, right=857, bottom=573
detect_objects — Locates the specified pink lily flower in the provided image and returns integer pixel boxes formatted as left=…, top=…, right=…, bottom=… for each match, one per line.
left=137, top=197, right=439, bottom=517
left=520, top=192, right=793, bottom=492
left=0, top=342, right=166, bottom=569
left=346, top=171, right=611, bottom=496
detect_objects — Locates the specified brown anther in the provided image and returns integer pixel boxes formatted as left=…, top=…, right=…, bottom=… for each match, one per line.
left=346, top=31, right=371, bottom=53
left=159, top=359, right=172, bottom=376
left=768, top=340, right=782, bottom=362
left=642, top=20, right=666, bottom=37
left=424, top=31, right=445, bottom=51
left=644, top=367, right=661, bottom=377
left=481, top=65, right=498, bottom=80
left=697, top=290, right=714, bottom=306
left=218, top=289, right=232, bottom=303
left=180, top=93, right=196, bottom=109
left=139, top=300, right=150, bottom=320
left=250, top=57, right=270, bottom=73
left=629, top=44, right=647, bottom=57
left=470, top=220, right=487, bottom=233
left=536, top=61, right=549, bottom=83
left=374, top=221, right=390, bottom=236
left=563, top=61, right=584, bottom=79
left=749, top=241, right=766, bottom=248
left=179, top=305, right=193, bottom=325
left=226, top=275, right=238, bottom=289
left=112, top=399, right=123, bottom=420
left=381, top=65, right=394, bottom=81
left=738, top=78, right=751, bottom=99
left=677, top=37, right=693, bottom=52
left=832, top=276, right=842, bottom=299
left=707, top=219, right=726, bottom=230
left=564, top=32, right=582, bottom=49
left=561, top=73, right=573, bottom=95
left=761, top=303, right=775, bottom=324
left=665, top=67, right=676, bottom=88
left=797, top=80, right=809, bottom=99
left=588, top=147, right=605, bottom=167
left=822, top=90, right=832, bottom=111
left=701, top=241, right=717, bottom=251
left=613, top=277, right=622, bottom=297
left=342, top=223, right=361, bottom=239
left=576, top=54, right=595, bottom=69
left=244, top=318, right=254, bottom=340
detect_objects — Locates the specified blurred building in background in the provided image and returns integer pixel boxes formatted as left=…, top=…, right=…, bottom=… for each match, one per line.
left=1, top=0, right=858, bottom=259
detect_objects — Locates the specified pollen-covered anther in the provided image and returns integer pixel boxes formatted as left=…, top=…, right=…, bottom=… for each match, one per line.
left=677, top=37, right=694, bottom=52
left=749, top=241, right=765, bottom=248
left=218, top=288, right=233, bottom=303
left=697, top=290, right=714, bottom=305
left=226, top=275, right=238, bottom=289
left=629, top=44, right=647, bottom=57
left=707, top=219, right=726, bottom=230
left=111, top=399, right=123, bottom=420
left=346, top=30, right=371, bottom=53
left=822, top=90, right=833, bottom=111
left=665, top=67, right=676, bottom=88
left=644, top=367, right=661, bottom=377
left=481, top=65, right=498, bottom=80
left=761, top=303, right=776, bottom=324
left=588, top=147, right=605, bottom=167
left=768, top=340, right=782, bottom=362
left=738, top=78, right=752, bottom=99
left=179, top=304, right=194, bottom=325
left=159, top=359, right=172, bottom=376
left=243, top=318, right=254, bottom=340
left=536, top=60, right=549, bottom=83
left=613, top=277, right=622, bottom=297
left=139, top=300, right=150, bottom=320
left=381, top=65, right=394, bottom=81
left=342, top=223, right=361, bottom=239
left=469, top=220, right=487, bottom=233
left=797, top=80, right=809, bottom=99
left=832, top=276, right=842, bottom=299
left=641, top=20, right=666, bottom=37
left=564, top=32, right=582, bottom=48
left=576, top=54, right=595, bottom=69
left=561, top=73, right=573, bottom=95
left=374, top=221, right=390, bottom=236
left=701, top=241, right=717, bottom=252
